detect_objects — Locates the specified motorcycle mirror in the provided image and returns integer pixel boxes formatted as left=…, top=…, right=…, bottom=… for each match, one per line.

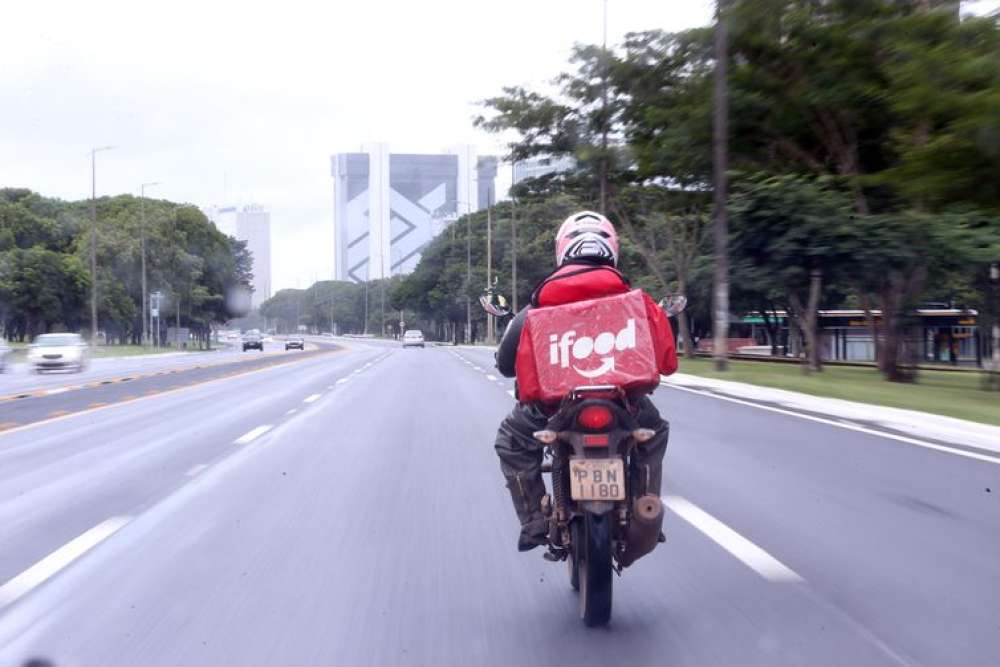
left=659, top=294, right=688, bottom=317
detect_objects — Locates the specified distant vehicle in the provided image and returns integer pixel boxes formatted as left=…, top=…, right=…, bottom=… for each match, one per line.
left=321, top=332, right=334, bottom=338
left=402, top=330, right=425, bottom=348
left=0, top=341, right=10, bottom=373
left=285, top=336, right=304, bottom=351
left=242, top=330, right=264, bottom=352
left=28, top=333, right=89, bottom=373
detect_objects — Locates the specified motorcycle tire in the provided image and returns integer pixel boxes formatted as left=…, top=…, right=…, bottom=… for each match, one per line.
left=579, top=513, right=613, bottom=627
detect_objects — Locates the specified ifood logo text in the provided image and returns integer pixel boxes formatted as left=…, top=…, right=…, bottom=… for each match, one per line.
left=547, top=319, right=636, bottom=379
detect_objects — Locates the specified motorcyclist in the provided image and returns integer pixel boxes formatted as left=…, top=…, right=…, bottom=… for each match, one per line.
left=494, top=211, right=678, bottom=551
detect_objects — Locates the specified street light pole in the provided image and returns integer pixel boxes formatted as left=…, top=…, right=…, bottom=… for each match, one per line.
left=485, top=187, right=494, bottom=344
left=139, top=181, right=160, bottom=346
left=465, top=203, right=472, bottom=344
left=599, top=0, right=609, bottom=215
left=89, top=145, right=116, bottom=345
left=511, top=160, right=518, bottom=313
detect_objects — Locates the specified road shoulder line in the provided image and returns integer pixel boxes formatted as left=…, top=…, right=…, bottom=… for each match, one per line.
left=664, top=384, right=1000, bottom=466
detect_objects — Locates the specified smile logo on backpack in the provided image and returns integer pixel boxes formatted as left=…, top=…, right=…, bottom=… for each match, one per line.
left=548, top=319, right=636, bottom=379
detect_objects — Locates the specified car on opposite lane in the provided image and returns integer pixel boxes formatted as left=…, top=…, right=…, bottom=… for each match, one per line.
left=402, top=330, right=425, bottom=348
left=242, top=330, right=264, bottom=352
left=27, top=333, right=89, bottom=373
left=285, top=336, right=305, bottom=351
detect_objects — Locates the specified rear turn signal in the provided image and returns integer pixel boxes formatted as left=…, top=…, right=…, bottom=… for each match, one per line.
left=577, top=405, right=614, bottom=430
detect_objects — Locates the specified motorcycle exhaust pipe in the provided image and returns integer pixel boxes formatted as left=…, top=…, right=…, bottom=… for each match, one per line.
left=619, top=494, right=664, bottom=568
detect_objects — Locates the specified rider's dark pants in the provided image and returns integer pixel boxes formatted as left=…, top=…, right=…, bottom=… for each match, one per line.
left=494, top=395, right=670, bottom=538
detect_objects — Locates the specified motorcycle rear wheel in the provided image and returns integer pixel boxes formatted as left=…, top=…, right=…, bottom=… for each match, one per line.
left=578, top=513, right=613, bottom=627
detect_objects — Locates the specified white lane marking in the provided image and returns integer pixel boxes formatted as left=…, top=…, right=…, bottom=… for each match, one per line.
left=336, top=378, right=349, bottom=385
left=352, top=369, right=361, bottom=374
left=233, top=424, right=273, bottom=445
left=663, top=495, right=802, bottom=583
left=486, top=374, right=498, bottom=381
left=286, top=408, right=298, bottom=415
left=665, top=384, right=1000, bottom=466
left=0, top=516, right=131, bottom=607
left=45, top=387, right=70, bottom=395
left=473, top=366, right=482, bottom=371
left=507, top=389, right=516, bottom=398
left=303, top=393, right=321, bottom=403
left=185, top=464, right=208, bottom=477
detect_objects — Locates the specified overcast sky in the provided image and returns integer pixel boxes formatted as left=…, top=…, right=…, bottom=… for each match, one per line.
left=2, top=0, right=997, bottom=291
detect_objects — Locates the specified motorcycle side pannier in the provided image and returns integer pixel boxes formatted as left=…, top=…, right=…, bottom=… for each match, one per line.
left=514, top=289, right=660, bottom=404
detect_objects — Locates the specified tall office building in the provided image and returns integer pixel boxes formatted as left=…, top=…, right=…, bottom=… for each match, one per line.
left=331, top=143, right=497, bottom=282
left=204, top=204, right=272, bottom=310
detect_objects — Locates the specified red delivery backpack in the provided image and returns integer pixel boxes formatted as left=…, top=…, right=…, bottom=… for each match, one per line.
left=514, top=289, right=661, bottom=404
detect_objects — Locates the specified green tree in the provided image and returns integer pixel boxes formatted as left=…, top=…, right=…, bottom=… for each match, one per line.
left=730, top=174, right=859, bottom=372
left=0, top=247, right=90, bottom=340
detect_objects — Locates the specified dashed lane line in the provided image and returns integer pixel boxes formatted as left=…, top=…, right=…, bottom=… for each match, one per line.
left=185, top=464, right=209, bottom=477
left=663, top=495, right=802, bottom=583
left=233, top=425, right=273, bottom=445
left=303, top=394, right=321, bottom=404
left=336, top=378, right=349, bottom=385
left=0, top=516, right=131, bottom=608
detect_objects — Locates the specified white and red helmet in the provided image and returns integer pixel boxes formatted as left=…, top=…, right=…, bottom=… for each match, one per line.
left=555, top=211, right=619, bottom=267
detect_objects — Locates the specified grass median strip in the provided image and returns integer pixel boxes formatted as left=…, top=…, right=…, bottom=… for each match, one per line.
left=677, top=357, right=999, bottom=426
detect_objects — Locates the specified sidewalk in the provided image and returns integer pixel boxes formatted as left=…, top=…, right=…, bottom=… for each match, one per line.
left=662, top=372, right=1000, bottom=455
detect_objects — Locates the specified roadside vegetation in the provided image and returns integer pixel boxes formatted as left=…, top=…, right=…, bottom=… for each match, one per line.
left=383, top=0, right=1000, bottom=390
left=677, top=357, right=1000, bottom=426
left=0, top=189, right=254, bottom=348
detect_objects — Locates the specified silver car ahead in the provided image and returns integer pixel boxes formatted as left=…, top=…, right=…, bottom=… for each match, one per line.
left=28, top=333, right=89, bottom=373
left=402, top=330, right=425, bottom=348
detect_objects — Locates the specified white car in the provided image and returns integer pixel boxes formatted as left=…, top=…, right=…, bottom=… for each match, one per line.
left=28, top=333, right=89, bottom=373
left=402, top=330, right=425, bottom=348
left=0, top=342, right=10, bottom=373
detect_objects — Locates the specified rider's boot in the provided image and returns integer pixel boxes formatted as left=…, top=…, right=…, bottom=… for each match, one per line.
left=503, top=471, right=548, bottom=551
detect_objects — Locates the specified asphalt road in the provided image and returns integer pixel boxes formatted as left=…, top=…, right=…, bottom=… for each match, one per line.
left=0, top=338, right=997, bottom=666
left=0, top=341, right=324, bottom=429
left=0, top=340, right=296, bottom=397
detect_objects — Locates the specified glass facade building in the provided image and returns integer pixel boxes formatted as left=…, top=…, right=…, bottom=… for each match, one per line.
left=331, top=143, right=497, bottom=283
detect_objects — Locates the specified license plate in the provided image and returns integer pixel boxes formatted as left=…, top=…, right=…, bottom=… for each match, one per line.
left=569, top=459, right=626, bottom=501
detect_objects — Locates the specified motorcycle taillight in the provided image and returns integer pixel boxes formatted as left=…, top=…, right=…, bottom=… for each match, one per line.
left=577, top=405, right=613, bottom=430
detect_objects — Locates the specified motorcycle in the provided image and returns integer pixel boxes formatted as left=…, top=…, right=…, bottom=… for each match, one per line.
left=485, top=289, right=687, bottom=626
